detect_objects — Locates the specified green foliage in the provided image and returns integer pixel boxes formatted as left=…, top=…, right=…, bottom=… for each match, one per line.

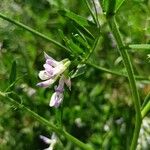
left=102, top=0, right=125, bottom=14
left=0, top=0, right=150, bottom=150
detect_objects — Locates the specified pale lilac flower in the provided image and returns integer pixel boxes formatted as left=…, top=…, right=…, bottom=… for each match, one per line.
left=49, top=76, right=65, bottom=108
left=37, top=52, right=70, bottom=88
left=40, top=133, right=57, bottom=150
left=49, top=75, right=71, bottom=108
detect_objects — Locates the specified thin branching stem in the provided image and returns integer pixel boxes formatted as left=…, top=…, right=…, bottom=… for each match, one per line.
left=86, top=62, right=150, bottom=82
left=0, top=91, right=93, bottom=150
left=0, top=13, right=70, bottom=52
left=107, top=16, right=142, bottom=150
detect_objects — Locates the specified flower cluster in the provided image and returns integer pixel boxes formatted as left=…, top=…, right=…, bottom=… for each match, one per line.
left=37, top=52, right=71, bottom=108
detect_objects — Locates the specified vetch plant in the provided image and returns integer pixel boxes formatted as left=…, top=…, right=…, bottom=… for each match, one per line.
left=0, top=0, right=150, bottom=150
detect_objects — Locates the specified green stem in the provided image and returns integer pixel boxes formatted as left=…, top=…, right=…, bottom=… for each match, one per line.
left=107, top=17, right=142, bottom=150
left=141, top=91, right=150, bottom=109
left=141, top=101, right=150, bottom=118
left=0, top=91, right=93, bottom=150
left=86, top=62, right=150, bottom=82
left=0, top=13, right=70, bottom=52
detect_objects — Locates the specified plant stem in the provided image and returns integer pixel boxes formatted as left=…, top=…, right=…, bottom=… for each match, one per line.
left=141, top=91, right=150, bottom=109
left=107, top=17, right=142, bottom=150
left=0, top=91, right=93, bottom=150
left=86, top=62, right=150, bottom=82
left=0, top=13, right=70, bottom=52
left=141, top=100, right=150, bottom=118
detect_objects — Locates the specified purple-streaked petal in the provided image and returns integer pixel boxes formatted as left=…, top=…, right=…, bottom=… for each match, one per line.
left=46, top=59, right=59, bottom=67
left=55, top=75, right=65, bottom=93
left=36, top=79, right=55, bottom=87
left=49, top=92, right=63, bottom=108
left=44, top=52, right=59, bottom=67
left=43, top=64, right=54, bottom=76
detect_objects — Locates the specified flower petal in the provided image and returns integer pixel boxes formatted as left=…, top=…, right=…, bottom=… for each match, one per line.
left=38, top=70, right=50, bottom=80
left=36, top=79, right=55, bottom=87
left=40, top=135, right=52, bottom=144
left=49, top=92, right=63, bottom=108
left=44, top=52, right=59, bottom=67
left=55, top=75, right=65, bottom=92
left=52, top=63, right=66, bottom=76
left=43, top=64, right=54, bottom=76
left=49, top=92, right=56, bottom=107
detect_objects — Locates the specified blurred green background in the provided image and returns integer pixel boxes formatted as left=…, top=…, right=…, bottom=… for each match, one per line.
left=0, top=0, right=150, bottom=149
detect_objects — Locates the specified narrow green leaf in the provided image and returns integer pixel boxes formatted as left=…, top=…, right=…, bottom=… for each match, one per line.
left=73, top=34, right=91, bottom=50
left=129, top=44, right=150, bottom=50
left=9, top=60, right=17, bottom=84
left=58, top=30, right=84, bottom=55
left=66, top=40, right=84, bottom=54
left=59, top=9, right=94, bottom=27
left=72, top=22, right=95, bottom=40
left=59, top=9, right=95, bottom=39
left=115, top=0, right=125, bottom=13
